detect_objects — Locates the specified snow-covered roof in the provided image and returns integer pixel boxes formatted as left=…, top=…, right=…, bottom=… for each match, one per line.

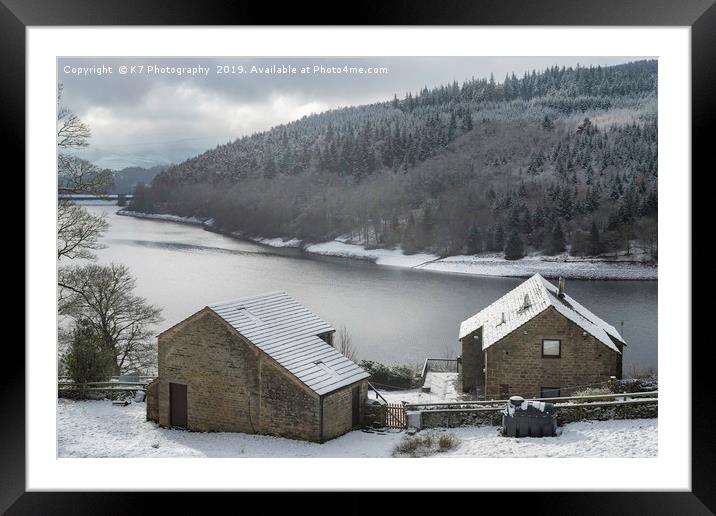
left=459, top=274, right=625, bottom=353
left=209, top=292, right=369, bottom=396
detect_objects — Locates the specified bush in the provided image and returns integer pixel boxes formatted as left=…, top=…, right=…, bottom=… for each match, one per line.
left=392, top=431, right=460, bottom=457
left=61, top=319, right=115, bottom=386
left=359, top=360, right=418, bottom=389
left=572, top=387, right=612, bottom=397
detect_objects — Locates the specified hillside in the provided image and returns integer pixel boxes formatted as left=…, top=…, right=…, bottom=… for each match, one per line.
left=112, top=165, right=167, bottom=194
left=130, top=60, right=658, bottom=262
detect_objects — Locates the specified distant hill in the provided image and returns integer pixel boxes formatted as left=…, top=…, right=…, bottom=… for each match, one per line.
left=111, top=165, right=167, bottom=194
left=131, top=60, right=657, bottom=261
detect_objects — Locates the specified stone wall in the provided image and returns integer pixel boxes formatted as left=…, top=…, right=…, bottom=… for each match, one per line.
left=418, top=402, right=657, bottom=429
left=156, top=308, right=323, bottom=442
left=556, top=402, right=657, bottom=425
left=483, top=307, right=622, bottom=399
left=460, top=327, right=484, bottom=392
left=364, top=400, right=386, bottom=428
left=321, top=381, right=368, bottom=441
left=421, top=409, right=502, bottom=429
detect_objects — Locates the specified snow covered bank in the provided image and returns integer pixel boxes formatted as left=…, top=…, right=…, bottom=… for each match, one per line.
left=418, top=254, right=658, bottom=281
left=304, top=240, right=437, bottom=268
left=117, top=209, right=213, bottom=227
left=117, top=209, right=656, bottom=280
left=57, top=399, right=656, bottom=458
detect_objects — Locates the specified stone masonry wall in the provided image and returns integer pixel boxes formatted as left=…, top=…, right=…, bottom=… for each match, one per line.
left=484, top=307, right=622, bottom=399
left=321, top=381, right=368, bottom=441
left=461, top=327, right=484, bottom=393
left=156, top=309, right=322, bottom=441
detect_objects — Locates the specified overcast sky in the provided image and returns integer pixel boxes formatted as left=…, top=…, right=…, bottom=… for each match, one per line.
left=58, top=56, right=644, bottom=170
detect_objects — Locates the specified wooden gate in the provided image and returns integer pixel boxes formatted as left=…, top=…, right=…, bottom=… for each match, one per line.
left=384, top=402, right=407, bottom=429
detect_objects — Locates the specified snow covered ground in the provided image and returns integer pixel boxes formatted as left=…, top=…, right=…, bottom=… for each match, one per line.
left=57, top=399, right=656, bottom=458
left=376, top=373, right=467, bottom=404
left=117, top=210, right=657, bottom=280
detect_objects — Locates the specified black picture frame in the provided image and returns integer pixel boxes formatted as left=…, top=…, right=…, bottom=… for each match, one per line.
left=4, top=0, right=708, bottom=512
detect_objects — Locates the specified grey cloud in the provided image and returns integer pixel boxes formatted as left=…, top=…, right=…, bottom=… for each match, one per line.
left=58, top=56, right=645, bottom=169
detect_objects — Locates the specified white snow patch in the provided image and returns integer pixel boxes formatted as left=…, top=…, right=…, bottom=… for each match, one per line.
left=253, top=237, right=302, bottom=248
left=304, top=240, right=437, bottom=268
left=57, top=400, right=656, bottom=458
left=443, top=419, right=657, bottom=458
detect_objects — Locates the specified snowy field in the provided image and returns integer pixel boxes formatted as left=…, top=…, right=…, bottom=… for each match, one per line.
left=118, top=210, right=657, bottom=280
left=57, top=399, right=656, bottom=458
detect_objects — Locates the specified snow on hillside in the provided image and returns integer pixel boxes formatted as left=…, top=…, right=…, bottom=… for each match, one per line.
left=57, top=399, right=656, bottom=458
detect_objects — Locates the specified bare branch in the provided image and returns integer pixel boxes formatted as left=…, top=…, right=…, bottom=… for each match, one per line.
left=57, top=202, right=108, bottom=260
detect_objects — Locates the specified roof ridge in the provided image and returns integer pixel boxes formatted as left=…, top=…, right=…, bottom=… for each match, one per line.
left=208, top=290, right=288, bottom=308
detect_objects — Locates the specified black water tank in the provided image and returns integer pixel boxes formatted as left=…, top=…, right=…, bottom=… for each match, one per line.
left=502, top=396, right=557, bottom=437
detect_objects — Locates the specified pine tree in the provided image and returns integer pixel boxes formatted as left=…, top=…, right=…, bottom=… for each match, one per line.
left=504, top=231, right=525, bottom=260
left=589, top=221, right=603, bottom=256
left=494, top=224, right=505, bottom=250
left=546, top=224, right=566, bottom=255
left=466, top=223, right=482, bottom=255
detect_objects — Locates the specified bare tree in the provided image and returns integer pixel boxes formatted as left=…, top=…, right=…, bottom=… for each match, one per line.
left=336, top=325, right=358, bottom=362
left=57, top=84, right=91, bottom=150
left=58, top=154, right=113, bottom=195
left=58, top=263, right=163, bottom=374
left=57, top=201, right=109, bottom=260
left=56, top=87, right=112, bottom=262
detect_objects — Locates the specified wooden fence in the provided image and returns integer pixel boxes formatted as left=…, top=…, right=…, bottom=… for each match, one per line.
left=384, top=403, right=407, bottom=429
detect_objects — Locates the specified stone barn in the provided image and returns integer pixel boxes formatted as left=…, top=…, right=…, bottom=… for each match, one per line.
left=146, top=291, right=370, bottom=442
left=459, top=274, right=626, bottom=399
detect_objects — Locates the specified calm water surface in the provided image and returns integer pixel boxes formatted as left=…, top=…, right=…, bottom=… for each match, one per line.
left=86, top=206, right=658, bottom=371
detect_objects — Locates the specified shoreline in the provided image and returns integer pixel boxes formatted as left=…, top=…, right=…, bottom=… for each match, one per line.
left=117, top=209, right=657, bottom=281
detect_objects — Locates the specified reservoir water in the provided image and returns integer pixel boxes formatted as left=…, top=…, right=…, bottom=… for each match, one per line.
left=85, top=205, right=658, bottom=372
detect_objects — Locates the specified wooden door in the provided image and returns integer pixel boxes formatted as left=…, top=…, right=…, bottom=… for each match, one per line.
left=170, top=382, right=188, bottom=429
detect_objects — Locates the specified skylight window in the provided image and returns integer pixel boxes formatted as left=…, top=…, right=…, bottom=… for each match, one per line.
left=314, top=360, right=338, bottom=377
left=235, top=307, right=264, bottom=326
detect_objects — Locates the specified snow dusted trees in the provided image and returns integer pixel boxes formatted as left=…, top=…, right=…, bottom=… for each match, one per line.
left=134, top=61, right=658, bottom=261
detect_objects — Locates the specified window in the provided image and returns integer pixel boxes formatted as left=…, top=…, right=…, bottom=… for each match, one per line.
left=541, top=387, right=561, bottom=398
left=542, top=339, right=561, bottom=358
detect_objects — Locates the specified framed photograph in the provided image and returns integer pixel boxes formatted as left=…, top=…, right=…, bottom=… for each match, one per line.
left=6, top=0, right=709, bottom=511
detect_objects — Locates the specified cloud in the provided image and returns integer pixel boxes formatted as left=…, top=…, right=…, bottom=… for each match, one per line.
left=59, top=56, right=645, bottom=169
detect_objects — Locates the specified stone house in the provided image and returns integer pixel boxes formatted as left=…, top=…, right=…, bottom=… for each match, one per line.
left=459, top=274, right=626, bottom=399
left=146, top=291, right=370, bottom=442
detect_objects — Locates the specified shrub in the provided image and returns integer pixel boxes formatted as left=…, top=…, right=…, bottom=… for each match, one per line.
left=392, top=431, right=460, bottom=457
left=359, top=360, right=418, bottom=389
left=572, top=387, right=612, bottom=397
left=61, top=319, right=115, bottom=387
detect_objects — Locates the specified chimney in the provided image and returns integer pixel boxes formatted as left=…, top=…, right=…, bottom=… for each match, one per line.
left=558, top=277, right=566, bottom=298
